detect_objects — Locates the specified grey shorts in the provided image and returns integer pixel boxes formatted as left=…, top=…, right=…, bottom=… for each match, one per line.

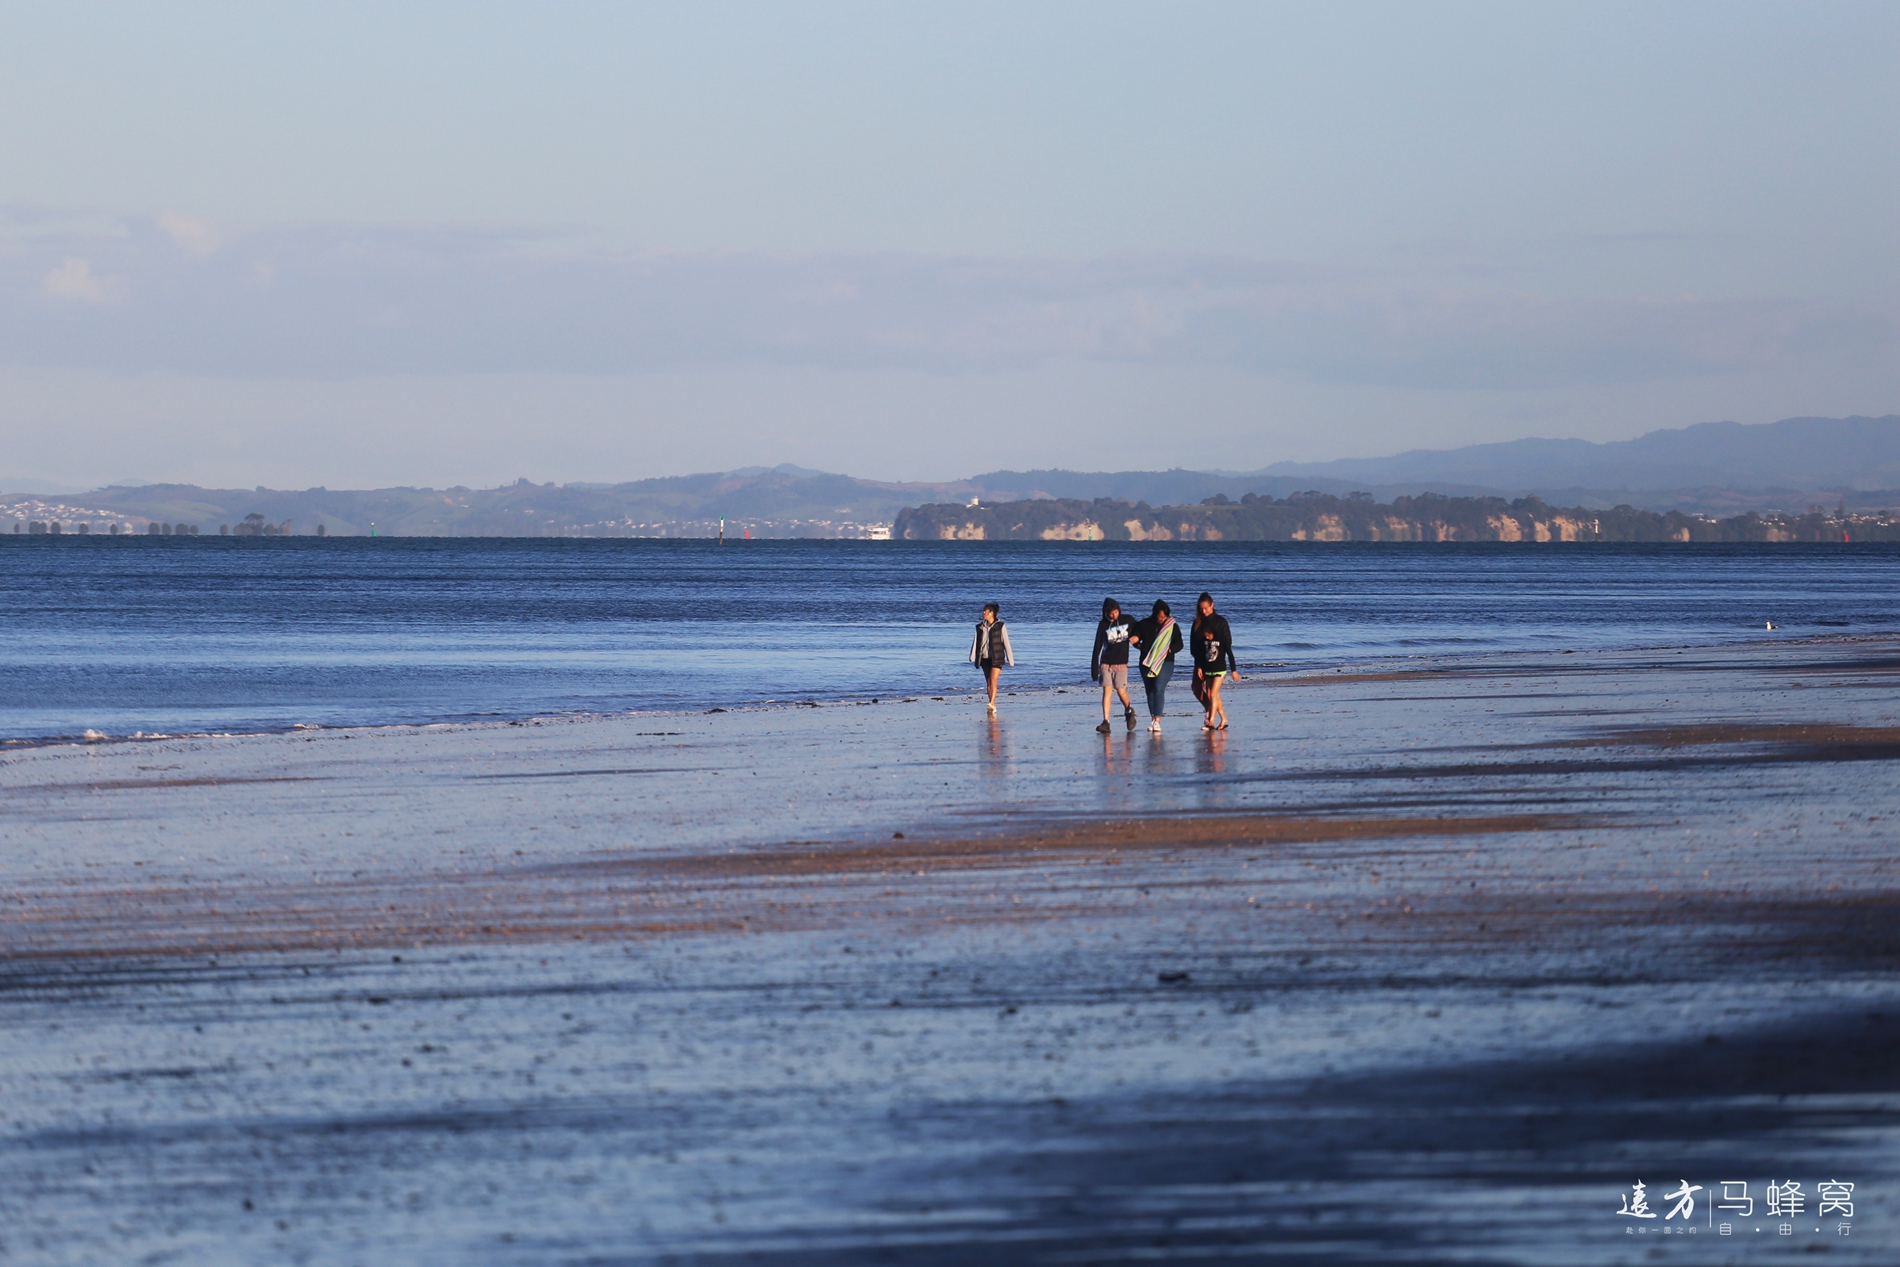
left=1100, top=664, right=1128, bottom=693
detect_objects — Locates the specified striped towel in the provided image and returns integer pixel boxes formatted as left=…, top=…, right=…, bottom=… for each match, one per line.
left=1141, top=616, right=1174, bottom=676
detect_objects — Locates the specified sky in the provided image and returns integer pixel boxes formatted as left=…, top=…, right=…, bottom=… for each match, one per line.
left=1, top=0, right=1895, bottom=490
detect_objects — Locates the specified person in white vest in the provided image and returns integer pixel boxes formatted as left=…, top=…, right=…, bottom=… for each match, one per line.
left=968, top=602, right=1014, bottom=713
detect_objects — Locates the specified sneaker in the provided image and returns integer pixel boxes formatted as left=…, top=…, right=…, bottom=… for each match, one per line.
left=1124, top=707, right=1137, bottom=727
left=1095, top=720, right=1112, bottom=734
left=1149, top=718, right=1161, bottom=733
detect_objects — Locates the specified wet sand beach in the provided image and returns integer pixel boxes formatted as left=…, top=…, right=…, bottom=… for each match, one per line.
left=4, top=638, right=1899, bottom=1263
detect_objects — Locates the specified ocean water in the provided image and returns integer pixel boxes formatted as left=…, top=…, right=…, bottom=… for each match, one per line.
left=2, top=536, right=1896, bottom=742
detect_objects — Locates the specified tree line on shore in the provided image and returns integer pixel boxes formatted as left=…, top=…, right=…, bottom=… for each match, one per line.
left=893, top=491, right=1900, bottom=543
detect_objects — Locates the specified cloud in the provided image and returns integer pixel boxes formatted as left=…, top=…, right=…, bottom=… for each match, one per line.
left=0, top=213, right=1890, bottom=389
left=40, top=257, right=125, bottom=304
left=155, top=211, right=221, bottom=259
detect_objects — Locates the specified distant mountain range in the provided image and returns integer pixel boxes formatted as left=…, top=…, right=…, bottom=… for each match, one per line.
left=0, top=468, right=946, bottom=538
left=965, top=416, right=1900, bottom=516
left=1253, top=414, right=1900, bottom=505
left=0, top=476, right=87, bottom=495
left=5, top=415, right=1896, bottom=535
left=963, top=415, right=1900, bottom=513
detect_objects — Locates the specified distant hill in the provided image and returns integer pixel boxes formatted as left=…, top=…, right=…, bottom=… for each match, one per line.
left=6, top=415, right=1896, bottom=535
left=0, top=476, right=87, bottom=496
left=1258, top=414, right=1900, bottom=501
left=1, top=469, right=983, bottom=537
left=959, top=416, right=1900, bottom=514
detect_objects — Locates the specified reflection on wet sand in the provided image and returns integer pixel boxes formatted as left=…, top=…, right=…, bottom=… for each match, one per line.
left=978, top=710, right=1008, bottom=782
left=4, top=637, right=1899, bottom=1263
left=1196, top=723, right=1228, bottom=775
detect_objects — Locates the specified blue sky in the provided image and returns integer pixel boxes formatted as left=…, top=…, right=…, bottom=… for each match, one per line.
left=1, top=1, right=1894, bottom=488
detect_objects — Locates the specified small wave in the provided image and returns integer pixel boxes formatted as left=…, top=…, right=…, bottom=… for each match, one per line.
left=1392, top=637, right=1502, bottom=647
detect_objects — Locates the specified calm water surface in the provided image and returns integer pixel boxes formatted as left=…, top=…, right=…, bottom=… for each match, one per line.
left=2, top=537, right=1895, bottom=740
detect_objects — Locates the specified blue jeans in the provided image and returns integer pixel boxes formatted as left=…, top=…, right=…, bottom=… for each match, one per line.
left=1141, top=660, right=1173, bottom=717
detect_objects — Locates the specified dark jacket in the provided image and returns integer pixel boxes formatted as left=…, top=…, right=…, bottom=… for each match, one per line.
left=969, top=619, right=1014, bottom=668
left=1129, top=615, right=1182, bottom=676
left=1190, top=612, right=1237, bottom=674
left=1091, top=599, right=1133, bottom=679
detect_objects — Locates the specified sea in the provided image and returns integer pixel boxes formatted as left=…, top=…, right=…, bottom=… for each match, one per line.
left=3, top=537, right=1896, bottom=743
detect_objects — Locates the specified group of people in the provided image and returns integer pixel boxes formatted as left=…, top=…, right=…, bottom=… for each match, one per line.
left=968, top=594, right=1236, bottom=734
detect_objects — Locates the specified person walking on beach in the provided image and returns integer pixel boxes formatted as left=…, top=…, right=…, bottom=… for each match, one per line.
left=1190, top=591, right=1237, bottom=730
left=1090, top=597, right=1137, bottom=733
left=1128, top=599, right=1182, bottom=733
left=969, top=601, right=1014, bottom=712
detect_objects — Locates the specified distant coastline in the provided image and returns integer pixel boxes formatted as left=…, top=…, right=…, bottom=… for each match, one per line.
left=894, top=492, right=1900, bottom=543
left=8, top=414, right=1899, bottom=539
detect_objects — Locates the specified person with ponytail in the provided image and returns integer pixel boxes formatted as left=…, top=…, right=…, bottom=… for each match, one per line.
left=1189, top=591, right=1237, bottom=730
left=968, top=601, right=1014, bottom=712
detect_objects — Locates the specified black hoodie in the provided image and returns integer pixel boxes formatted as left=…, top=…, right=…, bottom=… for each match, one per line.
left=1129, top=611, right=1183, bottom=673
left=1189, top=611, right=1236, bottom=673
left=1091, top=598, right=1133, bottom=679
